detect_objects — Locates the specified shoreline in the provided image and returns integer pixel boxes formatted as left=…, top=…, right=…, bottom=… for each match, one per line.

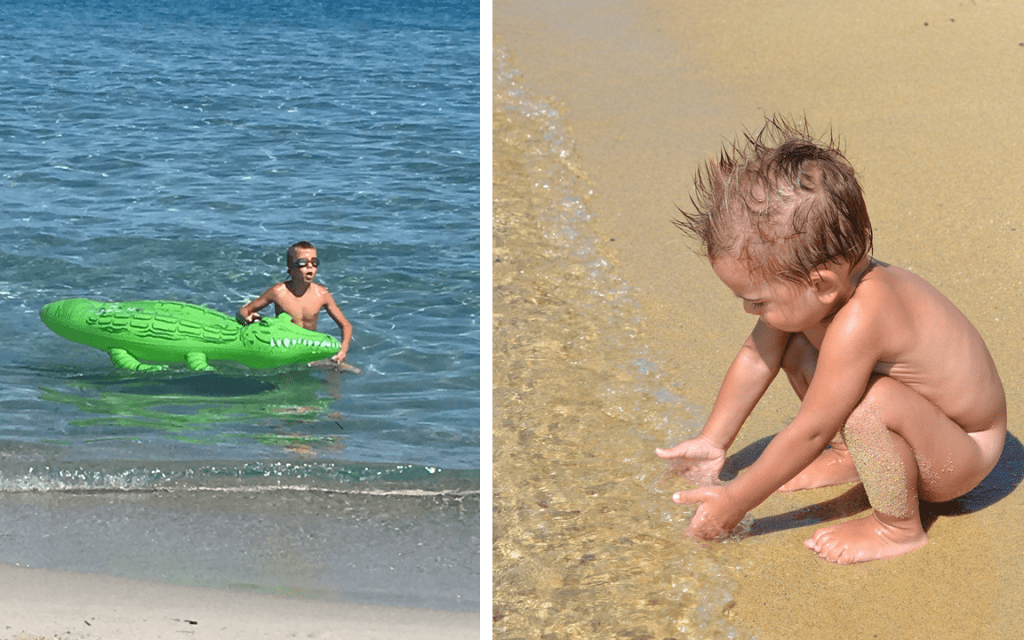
left=0, top=562, right=479, bottom=640
left=0, top=486, right=479, bottom=636
left=495, top=0, right=1024, bottom=637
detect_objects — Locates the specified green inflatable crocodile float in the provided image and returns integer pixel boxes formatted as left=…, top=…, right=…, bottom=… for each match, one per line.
left=40, top=298, right=343, bottom=372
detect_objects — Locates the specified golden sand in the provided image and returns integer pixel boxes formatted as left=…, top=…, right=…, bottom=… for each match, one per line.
left=495, top=0, right=1024, bottom=637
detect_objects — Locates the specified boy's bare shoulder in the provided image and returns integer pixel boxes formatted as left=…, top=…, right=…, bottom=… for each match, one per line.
left=311, top=282, right=336, bottom=300
left=266, top=282, right=291, bottom=298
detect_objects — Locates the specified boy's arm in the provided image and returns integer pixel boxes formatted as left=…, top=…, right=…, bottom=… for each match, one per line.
left=678, top=304, right=885, bottom=538
left=656, top=320, right=790, bottom=481
left=321, top=291, right=352, bottom=363
left=238, top=286, right=278, bottom=324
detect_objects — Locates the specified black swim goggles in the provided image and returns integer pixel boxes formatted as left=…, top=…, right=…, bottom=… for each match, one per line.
left=289, top=258, right=320, bottom=268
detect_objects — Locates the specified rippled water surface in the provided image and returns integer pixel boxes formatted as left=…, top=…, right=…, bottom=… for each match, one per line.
left=0, top=0, right=479, bottom=610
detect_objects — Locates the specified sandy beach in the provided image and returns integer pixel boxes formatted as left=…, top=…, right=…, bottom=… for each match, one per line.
left=0, top=488, right=480, bottom=640
left=494, top=0, right=1024, bottom=637
left=0, top=562, right=478, bottom=640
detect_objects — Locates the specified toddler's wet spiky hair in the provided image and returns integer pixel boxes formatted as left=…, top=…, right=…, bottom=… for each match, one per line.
left=675, top=116, right=872, bottom=285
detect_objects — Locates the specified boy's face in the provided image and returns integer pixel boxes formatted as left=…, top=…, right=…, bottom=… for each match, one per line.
left=711, top=256, right=832, bottom=333
left=288, top=247, right=319, bottom=284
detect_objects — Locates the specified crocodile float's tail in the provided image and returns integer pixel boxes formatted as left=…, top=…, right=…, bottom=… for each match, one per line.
left=40, top=298, right=106, bottom=345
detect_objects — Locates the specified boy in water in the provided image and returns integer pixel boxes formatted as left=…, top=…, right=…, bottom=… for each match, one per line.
left=238, top=241, right=352, bottom=366
left=657, top=118, right=1006, bottom=564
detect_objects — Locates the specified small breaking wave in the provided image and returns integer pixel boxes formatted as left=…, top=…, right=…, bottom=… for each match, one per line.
left=0, top=459, right=480, bottom=497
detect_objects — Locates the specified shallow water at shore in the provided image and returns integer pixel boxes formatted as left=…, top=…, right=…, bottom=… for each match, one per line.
left=0, top=486, right=477, bottom=609
left=492, top=48, right=752, bottom=639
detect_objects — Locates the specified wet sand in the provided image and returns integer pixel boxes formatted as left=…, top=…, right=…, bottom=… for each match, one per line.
left=495, top=0, right=1024, bottom=637
left=0, top=562, right=478, bottom=640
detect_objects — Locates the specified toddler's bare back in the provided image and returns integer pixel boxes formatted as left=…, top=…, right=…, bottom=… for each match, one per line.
left=820, top=261, right=1004, bottom=434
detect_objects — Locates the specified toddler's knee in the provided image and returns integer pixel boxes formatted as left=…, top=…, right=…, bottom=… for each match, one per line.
left=843, top=383, right=892, bottom=440
left=781, top=335, right=817, bottom=392
left=780, top=343, right=801, bottom=375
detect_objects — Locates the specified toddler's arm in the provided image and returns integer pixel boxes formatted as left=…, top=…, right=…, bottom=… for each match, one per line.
left=677, top=304, right=885, bottom=538
left=656, top=320, right=790, bottom=483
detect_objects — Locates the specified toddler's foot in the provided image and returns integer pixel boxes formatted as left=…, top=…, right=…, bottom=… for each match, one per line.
left=803, top=512, right=928, bottom=564
left=779, top=446, right=859, bottom=491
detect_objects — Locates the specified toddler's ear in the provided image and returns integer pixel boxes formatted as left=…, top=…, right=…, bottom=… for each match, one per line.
left=811, top=269, right=842, bottom=305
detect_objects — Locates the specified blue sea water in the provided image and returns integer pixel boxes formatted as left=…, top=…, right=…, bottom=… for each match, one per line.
left=0, top=0, right=479, bottom=612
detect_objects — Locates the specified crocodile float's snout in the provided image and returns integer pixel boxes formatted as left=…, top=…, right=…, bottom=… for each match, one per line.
left=243, top=314, right=341, bottom=364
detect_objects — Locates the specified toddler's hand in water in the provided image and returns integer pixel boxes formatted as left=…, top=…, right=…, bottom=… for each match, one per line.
left=655, top=435, right=726, bottom=485
left=673, top=484, right=745, bottom=541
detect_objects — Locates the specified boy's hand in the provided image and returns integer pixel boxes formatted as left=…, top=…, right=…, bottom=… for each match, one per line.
left=330, top=350, right=347, bottom=365
left=655, top=435, right=726, bottom=485
left=673, top=485, right=745, bottom=541
left=237, top=311, right=261, bottom=325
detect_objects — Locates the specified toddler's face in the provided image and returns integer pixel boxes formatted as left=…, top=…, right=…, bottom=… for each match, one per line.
left=711, top=257, right=831, bottom=333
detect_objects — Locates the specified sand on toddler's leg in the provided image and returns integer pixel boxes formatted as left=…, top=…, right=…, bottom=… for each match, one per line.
left=842, top=399, right=909, bottom=518
left=804, top=398, right=929, bottom=564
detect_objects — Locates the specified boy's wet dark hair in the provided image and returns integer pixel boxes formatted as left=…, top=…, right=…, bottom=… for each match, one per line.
left=675, top=116, right=872, bottom=285
left=287, top=240, right=316, bottom=264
